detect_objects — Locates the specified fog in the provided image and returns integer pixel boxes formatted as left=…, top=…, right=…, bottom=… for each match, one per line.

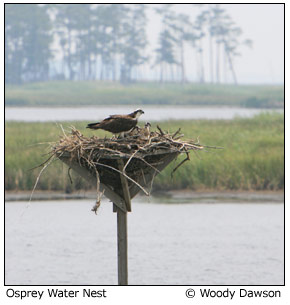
left=146, top=4, right=284, bottom=84
left=5, top=3, right=284, bottom=85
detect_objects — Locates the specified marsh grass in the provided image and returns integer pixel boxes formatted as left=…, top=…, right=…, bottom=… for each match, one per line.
left=5, top=81, right=284, bottom=108
left=5, top=113, right=284, bottom=192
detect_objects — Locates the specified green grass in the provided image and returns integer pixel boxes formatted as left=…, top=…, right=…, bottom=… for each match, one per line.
left=5, top=113, right=284, bottom=192
left=5, top=81, right=284, bottom=108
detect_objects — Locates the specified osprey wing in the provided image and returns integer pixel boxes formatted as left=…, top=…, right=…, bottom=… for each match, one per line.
left=104, top=114, right=127, bottom=120
left=87, top=113, right=139, bottom=133
left=102, top=116, right=137, bottom=133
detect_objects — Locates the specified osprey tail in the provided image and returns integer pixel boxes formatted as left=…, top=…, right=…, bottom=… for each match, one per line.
left=86, top=122, right=100, bottom=129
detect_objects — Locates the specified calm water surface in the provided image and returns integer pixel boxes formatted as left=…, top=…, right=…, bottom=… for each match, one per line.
left=5, top=106, right=283, bottom=122
left=5, top=199, right=284, bottom=285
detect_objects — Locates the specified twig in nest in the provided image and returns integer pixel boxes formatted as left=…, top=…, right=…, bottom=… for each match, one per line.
left=91, top=167, right=104, bottom=214
left=21, top=157, right=55, bottom=218
left=123, top=148, right=161, bottom=174
left=28, top=154, right=55, bottom=171
left=94, top=161, right=150, bottom=196
left=202, top=145, right=224, bottom=149
left=91, top=190, right=105, bottom=215
left=172, top=128, right=181, bottom=139
left=136, top=156, right=161, bottom=174
left=59, top=124, right=67, bottom=138
left=172, top=134, right=184, bottom=140
left=123, top=148, right=140, bottom=173
left=171, top=151, right=190, bottom=178
left=141, top=168, right=147, bottom=186
left=157, top=125, right=165, bottom=136
left=68, top=167, right=73, bottom=184
left=148, top=170, right=157, bottom=195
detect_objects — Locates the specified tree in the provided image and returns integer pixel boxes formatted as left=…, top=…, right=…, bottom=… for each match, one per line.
left=210, top=5, right=252, bottom=84
left=209, top=5, right=230, bottom=83
left=106, top=4, right=128, bottom=81
left=155, top=29, right=177, bottom=82
left=5, top=4, right=52, bottom=83
left=154, top=5, right=179, bottom=82
left=73, top=4, right=95, bottom=80
left=169, top=12, right=194, bottom=83
left=120, top=4, right=149, bottom=83
left=193, top=10, right=207, bottom=83
left=193, top=4, right=252, bottom=84
left=55, top=4, right=83, bottom=80
left=5, top=4, right=253, bottom=84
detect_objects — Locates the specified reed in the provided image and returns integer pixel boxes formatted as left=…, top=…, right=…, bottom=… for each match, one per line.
left=5, top=81, right=284, bottom=108
left=5, top=113, right=284, bottom=192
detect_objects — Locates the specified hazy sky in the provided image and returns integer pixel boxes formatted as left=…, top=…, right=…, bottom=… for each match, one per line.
left=146, top=3, right=284, bottom=84
left=3, top=2, right=284, bottom=85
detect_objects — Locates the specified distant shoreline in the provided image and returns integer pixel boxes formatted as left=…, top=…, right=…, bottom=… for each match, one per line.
left=5, top=190, right=284, bottom=203
left=5, top=81, right=284, bottom=108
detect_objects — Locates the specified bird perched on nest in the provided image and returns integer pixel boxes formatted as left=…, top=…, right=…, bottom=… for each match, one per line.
left=143, top=122, right=151, bottom=139
left=137, top=122, right=152, bottom=142
left=86, top=109, right=144, bottom=137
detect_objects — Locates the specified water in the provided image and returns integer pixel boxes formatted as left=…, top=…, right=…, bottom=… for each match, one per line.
left=5, top=199, right=284, bottom=285
left=5, top=106, right=283, bottom=122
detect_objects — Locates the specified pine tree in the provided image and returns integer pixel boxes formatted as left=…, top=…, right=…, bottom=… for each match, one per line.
left=5, top=4, right=52, bottom=83
left=120, top=4, right=149, bottom=83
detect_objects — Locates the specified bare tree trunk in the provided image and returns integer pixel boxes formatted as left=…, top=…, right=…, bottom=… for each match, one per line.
left=223, top=46, right=227, bottom=83
left=170, top=65, right=174, bottom=82
left=128, top=66, right=132, bottom=83
left=93, top=55, right=97, bottom=80
left=208, top=5, right=214, bottom=84
left=209, top=34, right=214, bottom=83
left=180, top=41, right=186, bottom=83
left=216, top=42, right=220, bottom=83
left=165, top=63, right=168, bottom=82
left=67, top=28, right=74, bottom=80
left=88, top=55, right=92, bottom=80
left=112, top=54, right=117, bottom=82
left=199, top=51, right=205, bottom=83
left=226, top=50, right=237, bottom=84
left=113, top=36, right=119, bottom=82
left=61, top=52, right=65, bottom=77
left=100, top=57, right=104, bottom=80
left=160, top=62, right=163, bottom=83
left=198, top=39, right=205, bottom=83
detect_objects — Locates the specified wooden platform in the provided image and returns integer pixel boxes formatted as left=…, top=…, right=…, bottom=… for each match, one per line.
left=60, top=151, right=179, bottom=212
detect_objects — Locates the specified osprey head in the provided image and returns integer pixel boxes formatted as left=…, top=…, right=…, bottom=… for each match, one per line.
left=145, top=122, right=151, bottom=128
left=132, top=109, right=144, bottom=119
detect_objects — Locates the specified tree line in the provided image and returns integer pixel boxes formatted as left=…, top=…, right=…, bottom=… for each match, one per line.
left=5, top=4, right=252, bottom=84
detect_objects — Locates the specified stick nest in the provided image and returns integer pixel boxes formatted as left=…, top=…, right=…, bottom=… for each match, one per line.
left=52, top=125, right=204, bottom=161
left=46, top=125, right=212, bottom=213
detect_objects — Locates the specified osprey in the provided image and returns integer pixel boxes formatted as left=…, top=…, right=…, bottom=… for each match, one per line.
left=144, top=122, right=151, bottom=138
left=86, top=109, right=144, bottom=135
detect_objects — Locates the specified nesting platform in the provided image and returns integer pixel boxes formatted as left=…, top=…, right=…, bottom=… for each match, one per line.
left=51, top=126, right=204, bottom=211
left=45, top=124, right=213, bottom=285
